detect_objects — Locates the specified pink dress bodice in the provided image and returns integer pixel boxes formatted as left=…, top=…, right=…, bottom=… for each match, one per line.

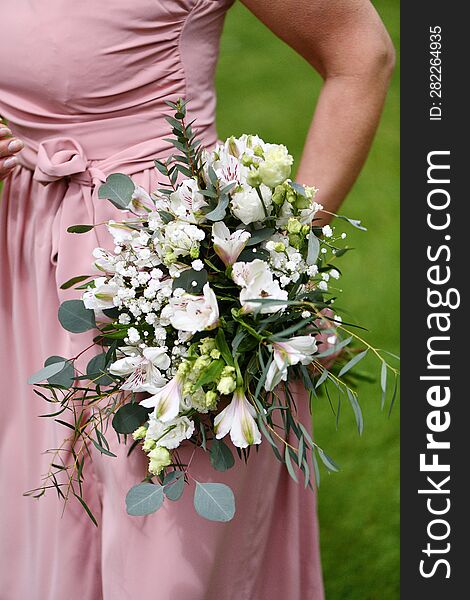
left=0, top=0, right=233, bottom=160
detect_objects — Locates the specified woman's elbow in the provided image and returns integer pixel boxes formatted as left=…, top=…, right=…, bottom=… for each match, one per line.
left=363, top=31, right=396, bottom=84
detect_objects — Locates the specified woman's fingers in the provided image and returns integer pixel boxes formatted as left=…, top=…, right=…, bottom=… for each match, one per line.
left=0, top=136, right=24, bottom=158
left=0, top=127, right=23, bottom=179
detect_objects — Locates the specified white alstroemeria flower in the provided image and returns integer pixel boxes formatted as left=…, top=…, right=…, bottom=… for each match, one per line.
left=231, top=184, right=272, bottom=225
left=146, top=415, right=195, bottom=450
left=109, top=347, right=170, bottom=394
left=106, top=221, right=137, bottom=244
left=92, top=248, right=116, bottom=273
left=258, top=144, right=293, bottom=188
left=140, top=374, right=183, bottom=422
left=232, top=260, right=288, bottom=314
left=265, top=336, right=318, bottom=391
left=214, top=388, right=262, bottom=448
left=167, top=283, right=219, bottom=333
left=169, top=179, right=207, bottom=223
left=212, top=222, right=251, bottom=267
left=130, top=186, right=153, bottom=215
left=82, top=277, right=119, bottom=310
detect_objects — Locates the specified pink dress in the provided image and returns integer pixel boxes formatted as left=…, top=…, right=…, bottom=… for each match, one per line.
left=0, top=2, right=324, bottom=599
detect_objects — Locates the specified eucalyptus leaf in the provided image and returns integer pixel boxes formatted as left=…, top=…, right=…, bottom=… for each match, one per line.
left=98, top=173, right=135, bottom=210
left=347, top=389, right=364, bottom=435
left=307, top=232, right=320, bottom=266
left=58, top=300, right=96, bottom=333
left=172, top=268, right=208, bottom=294
left=112, top=403, right=149, bottom=435
left=193, top=482, right=235, bottom=522
left=337, top=350, right=368, bottom=378
left=163, top=471, right=185, bottom=501
left=381, top=361, right=388, bottom=409
left=45, top=356, right=75, bottom=388
left=315, top=336, right=352, bottom=359
left=28, top=360, right=66, bottom=385
left=210, top=439, right=235, bottom=472
left=238, top=247, right=270, bottom=262
left=317, top=449, right=340, bottom=472
left=86, top=353, right=114, bottom=386
left=204, top=195, right=230, bottom=221
left=245, top=227, right=275, bottom=246
left=126, top=483, right=164, bottom=516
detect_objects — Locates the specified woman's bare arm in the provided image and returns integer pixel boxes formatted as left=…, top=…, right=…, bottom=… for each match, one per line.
left=240, top=0, right=395, bottom=222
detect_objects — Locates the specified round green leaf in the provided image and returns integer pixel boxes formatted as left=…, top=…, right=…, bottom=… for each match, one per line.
left=163, top=471, right=185, bottom=501
left=45, top=355, right=75, bottom=388
left=112, top=403, right=149, bottom=434
left=193, top=482, right=235, bottom=522
left=126, top=483, right=164, bottom=516
left=86, top=353, right=114, bottom=386
left=28, top=360, right=67, bottom=385
left=210, top=439, right=235, bottom=472
left=98, top=173, right=135, bottom=210
left=58, top=300, right=96, bottom=333
left=172, top=268, right=208, bottom=294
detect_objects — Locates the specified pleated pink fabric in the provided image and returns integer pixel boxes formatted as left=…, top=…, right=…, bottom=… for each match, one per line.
left=0, top=2, right=324, bottom=599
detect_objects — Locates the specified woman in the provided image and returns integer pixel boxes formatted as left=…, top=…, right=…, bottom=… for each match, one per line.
left=0, top=1, right=394, bottom=598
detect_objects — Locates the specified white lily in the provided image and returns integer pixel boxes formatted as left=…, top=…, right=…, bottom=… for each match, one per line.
left=265, top=335, right=318, bottom=391
left=214, top=388, right=262, bottom=448
left=212, top=222, right=251, bottom=267
left=232, top=260, right=288, bottom=314
left=168, top=283, right=219, bottom=334
left=109, top=347, right=170, bottom=394
left=140, top=374, right=184, bottom=422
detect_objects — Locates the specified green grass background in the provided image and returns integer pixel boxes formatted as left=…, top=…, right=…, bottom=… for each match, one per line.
left=215, top=2, right=400, bottom=599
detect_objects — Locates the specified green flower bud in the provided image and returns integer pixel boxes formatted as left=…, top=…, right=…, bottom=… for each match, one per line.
left=177, top=360, right=191, bottom=376
left=228, top=136, right=240, bottom=158
left=194, top=355, right=212, bottom=371
left=210, top=349, right=221, bottom=360
left=272, top=184, right=287, bottom=206
left=301, top=224, right=311, bottom=236
left=205, top=390, right=218, bottom=409
left=132, top=425, right=148, bottom=441
left=189, top=246, right=200, bottom=259
left=241, top=153, right=253, bottom=167
left=253, top=144, right=264, bottom=157
left=286, top=188, right=297, bottom=204
left=220, top=365, right=236, bottom=378
left=288, top=233, right=302, bottom=249
left=273, top=242, right=286, bottom=252
left=287, top=218, right=302, bottom=234
left=199, top=337, right=216, bottom=355
left=246, top=169, right=262, bottom=187
left=148, top=447, right=172, bottom=476
left=217, top=376, right=237, bottom=395
left=164, top=251, right=177, bottom=265
left=143, top=438, right=157, bottom=453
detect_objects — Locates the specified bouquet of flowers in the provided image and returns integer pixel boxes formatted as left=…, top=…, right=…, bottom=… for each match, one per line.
left=27, top=99, right=398, bottom=523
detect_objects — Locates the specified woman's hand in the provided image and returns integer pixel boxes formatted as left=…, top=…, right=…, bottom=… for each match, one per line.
left=1, top=126, right=24, bottom=180
left=241, top=0, right=395, bottom=223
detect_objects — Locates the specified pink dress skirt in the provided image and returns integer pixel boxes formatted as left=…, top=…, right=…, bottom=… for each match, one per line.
left=0, top=1, right=324, bottom=598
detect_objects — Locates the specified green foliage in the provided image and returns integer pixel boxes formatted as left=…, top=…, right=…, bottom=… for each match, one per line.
left=58, top=299, right=96, bottom=333
left=193, top=481, right=235, bottom=522
left=98, top=173, right=135, bottom=209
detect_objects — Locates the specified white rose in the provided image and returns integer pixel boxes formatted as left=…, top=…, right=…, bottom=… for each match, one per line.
left=231, top=184, right=272, bottom=225
left=258, top=144, right=293, bottom=188
left=146, top=415, right=195, bottom=450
